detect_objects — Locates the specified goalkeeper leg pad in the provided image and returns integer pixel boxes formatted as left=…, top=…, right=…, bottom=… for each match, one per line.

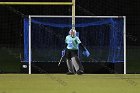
left=71, top=56, right=84, bottom=72
left=66, top=59, right=75, bottom=73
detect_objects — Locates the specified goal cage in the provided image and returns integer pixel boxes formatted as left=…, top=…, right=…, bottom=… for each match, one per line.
left=23, top=16, right=126, bottom=74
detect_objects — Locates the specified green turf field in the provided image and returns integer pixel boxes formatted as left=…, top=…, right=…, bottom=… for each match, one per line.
left=0, top=74, right=140, bottom=93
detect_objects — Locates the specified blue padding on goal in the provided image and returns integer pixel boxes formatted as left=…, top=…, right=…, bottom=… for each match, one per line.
left=31, top=18, right=112, bottom=28
left=23, top=18, right=29, bottom=62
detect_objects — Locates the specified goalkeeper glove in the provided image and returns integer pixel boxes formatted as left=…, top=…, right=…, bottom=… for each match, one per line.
left=82, top=49, right=90, bottom=57
left=61, top=49, right=65, bottom=57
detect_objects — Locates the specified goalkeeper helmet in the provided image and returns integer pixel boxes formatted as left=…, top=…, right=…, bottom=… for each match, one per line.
left=69, top=29, right=76, bottom=37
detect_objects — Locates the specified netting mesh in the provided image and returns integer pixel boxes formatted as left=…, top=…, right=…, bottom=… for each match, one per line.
left=24, top=17, right=124, bottom=63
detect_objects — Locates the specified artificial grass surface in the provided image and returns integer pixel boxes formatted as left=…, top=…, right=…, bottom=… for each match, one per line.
left=0, top=74, right=140, bottom=93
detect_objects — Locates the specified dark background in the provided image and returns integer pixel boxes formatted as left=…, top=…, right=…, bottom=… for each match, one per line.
left=0, top=0, right=140, bottom=73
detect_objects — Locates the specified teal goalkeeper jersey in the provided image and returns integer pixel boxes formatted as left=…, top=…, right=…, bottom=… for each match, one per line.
left=65, top=35, right=81, bottom=50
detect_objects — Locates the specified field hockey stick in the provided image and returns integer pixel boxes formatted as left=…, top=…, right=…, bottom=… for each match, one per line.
left=58, top=56, right=63, bottom=66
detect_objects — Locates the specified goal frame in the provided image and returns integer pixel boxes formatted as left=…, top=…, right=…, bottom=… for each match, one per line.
left=28, top=15, right=126, bottom=74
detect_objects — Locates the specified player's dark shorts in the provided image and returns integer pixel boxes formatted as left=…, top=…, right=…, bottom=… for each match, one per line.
left=66, top=49, right=78, bottom=60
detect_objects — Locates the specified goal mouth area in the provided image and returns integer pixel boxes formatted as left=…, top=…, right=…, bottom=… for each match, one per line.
left=23, top=16, right=126, bottom=74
